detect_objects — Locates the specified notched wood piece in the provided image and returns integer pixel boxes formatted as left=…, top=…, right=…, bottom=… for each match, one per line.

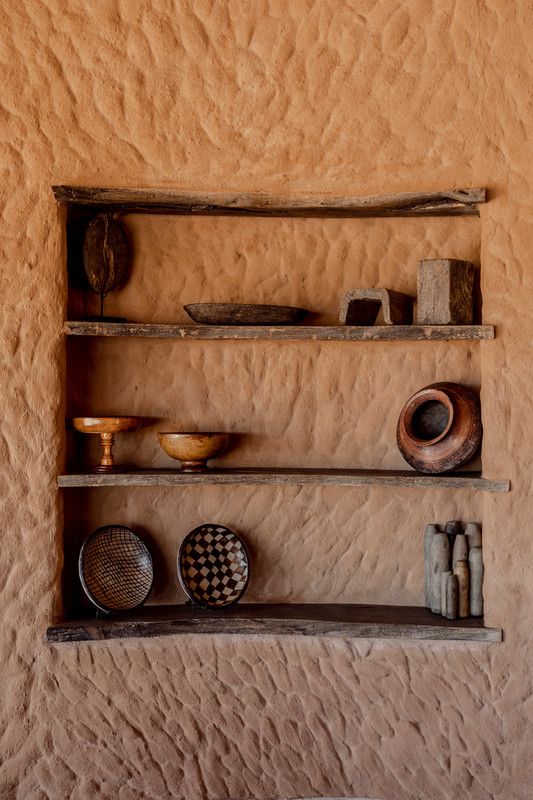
left=64, top=321, right=495, bottom=341
left=52, top=186, right=487, bottom=217
left=339, top=288, right=414, bottom=325
left=45, top=603, right=502, bottom=644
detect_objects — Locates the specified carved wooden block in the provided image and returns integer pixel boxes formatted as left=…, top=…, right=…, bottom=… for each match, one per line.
left=416, top=259, right=475, bottom=324
left=339, top=288, right=414, bottom=325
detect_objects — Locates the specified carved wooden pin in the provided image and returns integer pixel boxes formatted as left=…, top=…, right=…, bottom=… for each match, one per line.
left=445, top=574, right=459, bottom=620
left=430, top=532, right=451, bottom=614
left=424, top=524, right=440, bottom=608
left=465, top=521, right=482, bottom=548
left=454, top=559, right=470, bottom=618
left=452, top=533, right=469, bottom=569
left=441, top=570, right=452, bottom=618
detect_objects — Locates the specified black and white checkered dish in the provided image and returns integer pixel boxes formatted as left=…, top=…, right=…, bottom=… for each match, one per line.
left=79, top=525, right=154, bottom=614
left=178, top=524, right=250, bottom=608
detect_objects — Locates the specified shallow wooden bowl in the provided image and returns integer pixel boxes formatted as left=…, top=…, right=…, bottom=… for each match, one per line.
left=72, top=416, right=142, bottom=435
left=158, top=432, right=230, bottom=471
left=183, top=303, right=308, bottom=325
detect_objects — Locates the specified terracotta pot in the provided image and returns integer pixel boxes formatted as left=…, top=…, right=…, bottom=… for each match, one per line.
left=396, top=382, right=482, bottom=473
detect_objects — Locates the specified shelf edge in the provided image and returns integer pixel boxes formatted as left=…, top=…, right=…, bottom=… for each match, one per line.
left=57, top=469, right=511, bottom=492
left=64, top=322, right=495, bottom=342
left=45, top=604, right=502, bottom=644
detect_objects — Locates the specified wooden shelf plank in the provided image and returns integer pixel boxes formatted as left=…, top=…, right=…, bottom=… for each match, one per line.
left=45, top=603, right=502, bottom=644
left=58, top=468, right=510, bottom=492
left=65, top=321, right=495, bottom=341
left=52, top=186, right=486, bottom=217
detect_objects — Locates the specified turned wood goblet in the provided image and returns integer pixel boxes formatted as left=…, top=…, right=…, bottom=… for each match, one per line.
left=72, top=417, right=143, bottom=472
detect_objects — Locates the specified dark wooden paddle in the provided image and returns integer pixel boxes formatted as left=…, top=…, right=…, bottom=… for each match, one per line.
left=82, top=215, right=130, bottom=318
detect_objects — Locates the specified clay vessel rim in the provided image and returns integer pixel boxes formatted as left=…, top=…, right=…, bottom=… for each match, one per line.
left=401, top=389, right=455, bottom=446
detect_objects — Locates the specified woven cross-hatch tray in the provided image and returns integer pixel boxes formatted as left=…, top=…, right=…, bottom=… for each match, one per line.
left=178, top=524, right=250, bottom=608
left=79, top=524, right=153, bottom=614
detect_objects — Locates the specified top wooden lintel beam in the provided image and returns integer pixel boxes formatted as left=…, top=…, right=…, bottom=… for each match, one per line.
left=52, top=186, right=486, bottom=218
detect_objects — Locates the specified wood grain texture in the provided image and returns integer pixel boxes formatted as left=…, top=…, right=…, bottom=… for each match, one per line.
left=469, top=547, right=484, bottom=617
left=417, top=259, right=475, bottom=325
left=64, top=321, right=495, bottom=341
left=57, top=467, right=511, bottom=492
left=82, top=216, right=130, bottom=296
left=429, top=532, right=451, bottom=613
left=52, top=186, right=487, bottom=217
left=45, top=603, right=502, bottom=644
left=446, top=574, right=460, bottom=620
left=455, top=559, right=470, bottom=618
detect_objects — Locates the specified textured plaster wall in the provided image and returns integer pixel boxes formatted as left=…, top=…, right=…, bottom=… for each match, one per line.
left=0, top=2, right=532, bottom=799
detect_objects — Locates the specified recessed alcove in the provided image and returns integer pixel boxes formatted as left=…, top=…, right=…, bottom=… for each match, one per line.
left=53, top=186, right=504, bottom=643
left=65, top=207, right=483, bottom=325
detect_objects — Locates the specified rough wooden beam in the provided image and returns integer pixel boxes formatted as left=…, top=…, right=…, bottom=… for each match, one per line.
left=52, top=186, right=486, bottom=217
left=64, top=321, right=495, bottom=341
left=57, top=468, right=510, bottom=492
left=45, top=603, right=502, bottom=644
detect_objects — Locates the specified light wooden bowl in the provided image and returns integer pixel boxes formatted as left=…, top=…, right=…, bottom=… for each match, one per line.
left=158, top=432, right=230, bottom=472
left=72, top=416, right=142, bottom=435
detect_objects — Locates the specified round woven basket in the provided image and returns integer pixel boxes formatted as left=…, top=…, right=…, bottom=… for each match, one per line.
left=178, top=524, right=250, bottom=608
left=79, top=525, right=153, bottom=614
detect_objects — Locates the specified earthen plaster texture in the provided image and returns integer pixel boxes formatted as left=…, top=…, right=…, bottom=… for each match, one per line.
left=1, top=1, right=532, bottom=799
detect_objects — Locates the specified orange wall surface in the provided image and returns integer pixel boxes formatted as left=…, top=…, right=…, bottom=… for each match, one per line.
left=1, top=2, right=532, bottom=799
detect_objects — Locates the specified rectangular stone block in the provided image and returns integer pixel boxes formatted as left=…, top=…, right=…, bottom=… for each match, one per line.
left=416, top=259, right=475, bottom=324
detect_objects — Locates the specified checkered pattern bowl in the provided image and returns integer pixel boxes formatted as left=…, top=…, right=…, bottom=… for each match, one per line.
left=178, top=524, right=250, bottom=608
